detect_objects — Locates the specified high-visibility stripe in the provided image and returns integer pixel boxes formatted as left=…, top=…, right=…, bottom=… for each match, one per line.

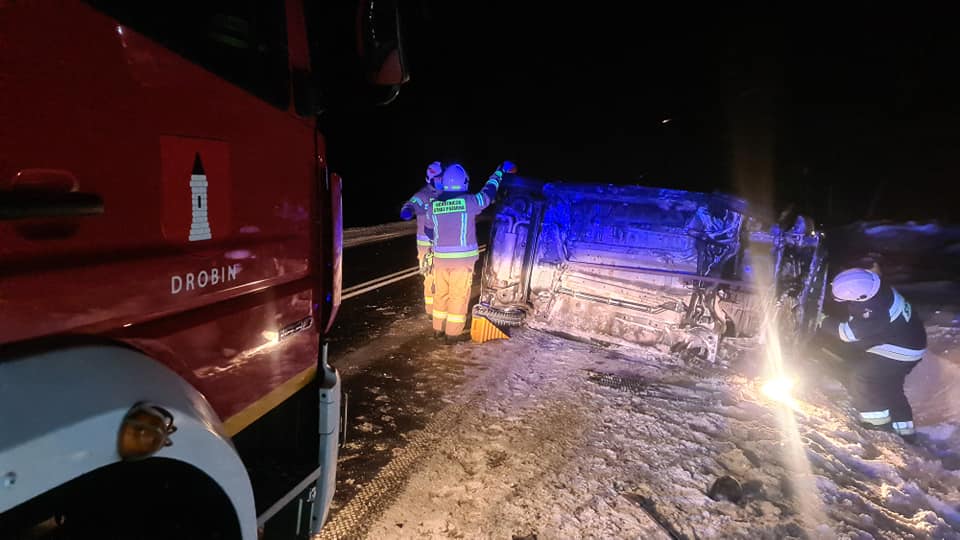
left=433, top=310, right=448, bottom=320
left=447, top=314, right=467, bottom=323
left=859, top=409, right=891, bottom=425
left=892, top=421, right=915, bottom=435
left=222, top=365, right=316, bottom=436
left=434, top=249, right=480, bottom=259
left=417, top=239, right=432, bottom=246
left=425, top=297, right=434, bottom=305
left=431, top=213, right=439, bottom=243
left=460, top=213, right=467, bottom=246
left=839, top=322, right=858, bottom=342
left=889, top=289, right=905, bottom=322
left=411, top=196, right=424, bottom=206
left=487, top=177, right=500, bottom=188
left=866, top=344, right=925, bottom=362
left=434, top=243, right=478, bottom=253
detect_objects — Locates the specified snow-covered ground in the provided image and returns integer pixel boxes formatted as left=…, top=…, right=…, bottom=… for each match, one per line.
left=345, top=323, right=960, bottom=539
left=326, top=220, right=960, bottom=539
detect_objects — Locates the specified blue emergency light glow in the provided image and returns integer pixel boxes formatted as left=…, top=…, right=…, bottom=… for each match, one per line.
left=480, top=178, right=766, bottom=365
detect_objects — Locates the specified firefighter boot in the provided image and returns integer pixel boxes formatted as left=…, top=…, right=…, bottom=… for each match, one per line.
left=444, top=333, right=470, bottom=344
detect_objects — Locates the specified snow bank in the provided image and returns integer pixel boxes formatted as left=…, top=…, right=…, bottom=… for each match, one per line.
left=907, top=324, right=960, bottom=426
left=864, top=222, right=947, bottom=239
left=845, top=220, right=960, bottom=249
left=828, top=220, right=960, bottom=284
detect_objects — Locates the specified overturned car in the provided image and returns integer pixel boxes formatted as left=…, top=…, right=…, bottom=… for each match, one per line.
left=474, top=176, right=828, bottom=362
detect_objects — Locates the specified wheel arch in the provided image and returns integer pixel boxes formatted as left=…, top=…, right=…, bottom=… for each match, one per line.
left=0, top=344, right=257, bottom=539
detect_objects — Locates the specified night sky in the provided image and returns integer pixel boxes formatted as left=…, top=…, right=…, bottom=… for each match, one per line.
left=322, top=3, right=958, bottom=228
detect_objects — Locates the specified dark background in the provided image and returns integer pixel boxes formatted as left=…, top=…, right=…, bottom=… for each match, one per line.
left=321, top=3, right=959, bottom=228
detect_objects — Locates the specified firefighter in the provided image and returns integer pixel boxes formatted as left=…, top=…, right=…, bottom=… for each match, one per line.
left=426, top=161, right=515, bottom=341
left=818, top=267, right=927, bottom=441
left=400, top=161, right=443, bottom=315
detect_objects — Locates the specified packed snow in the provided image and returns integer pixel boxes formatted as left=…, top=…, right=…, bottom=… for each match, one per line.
left=327, top=221, right=960, bottom=539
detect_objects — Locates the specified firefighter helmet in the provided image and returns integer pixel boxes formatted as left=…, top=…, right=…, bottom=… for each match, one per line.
left=440, top=163, right=469, bottom=192
left=831, top=268, right=881, bottom=302
left=426, top=161, right=443, bottom=184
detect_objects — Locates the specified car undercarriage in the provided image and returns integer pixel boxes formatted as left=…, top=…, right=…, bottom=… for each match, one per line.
left=475, top=176, right=828, bottom=362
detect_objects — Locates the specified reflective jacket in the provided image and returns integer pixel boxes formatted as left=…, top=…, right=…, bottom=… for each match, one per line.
left=401, top=184, right=440, bottom=247
left=425, top=172, right=500, bottom=263
left=829, top=282, right=927, bottom=362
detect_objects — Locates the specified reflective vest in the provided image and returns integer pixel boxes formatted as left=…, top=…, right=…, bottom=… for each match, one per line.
left=402, top=184, right=440, bottom=246
left=425, top=173, right=500, bottom=263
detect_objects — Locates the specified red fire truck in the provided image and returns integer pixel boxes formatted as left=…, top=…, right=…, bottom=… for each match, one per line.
left=0, top=1, right=407, bottom=538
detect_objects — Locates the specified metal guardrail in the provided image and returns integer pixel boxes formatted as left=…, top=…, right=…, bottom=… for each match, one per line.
left=341, top=246, right=486, bottom=301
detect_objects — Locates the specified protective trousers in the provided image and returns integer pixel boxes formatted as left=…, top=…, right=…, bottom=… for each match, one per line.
left=431, top=261, right=474, bottom=337
left=844, top=352, right=921, bottom=436
left=417, top=245, right=435, bottom=315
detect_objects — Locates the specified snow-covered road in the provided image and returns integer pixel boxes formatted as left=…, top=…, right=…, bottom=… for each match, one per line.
left=321, top=316, right=960, bottom=539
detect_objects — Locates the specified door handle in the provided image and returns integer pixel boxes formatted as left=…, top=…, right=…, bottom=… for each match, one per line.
left=0, top=190, right=104, bottom=220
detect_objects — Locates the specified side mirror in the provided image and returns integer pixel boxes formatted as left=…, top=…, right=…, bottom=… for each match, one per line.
left=305, top=0, right=410, bottom=112
left=357, top=0, right=409, bottom=87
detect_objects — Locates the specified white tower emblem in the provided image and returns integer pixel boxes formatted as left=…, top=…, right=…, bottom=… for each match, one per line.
left=189, top=154, right=212, bottom=241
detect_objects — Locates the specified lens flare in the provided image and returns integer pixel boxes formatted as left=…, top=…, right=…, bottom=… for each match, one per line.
left=761, top=376, right=797, bottom=407
left=746, top=241, right=829, bottom=532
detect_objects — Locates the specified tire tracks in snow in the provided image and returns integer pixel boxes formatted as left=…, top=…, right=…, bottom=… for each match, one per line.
left=348, top=331, right=673, bottom=539
left=317, top=388, right=485, bottom=540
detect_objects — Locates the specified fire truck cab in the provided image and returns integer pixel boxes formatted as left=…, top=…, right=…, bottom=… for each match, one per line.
left=0, top=1, right=406, bottom=538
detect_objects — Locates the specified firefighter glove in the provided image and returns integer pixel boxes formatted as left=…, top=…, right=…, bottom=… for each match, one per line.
left=420, top=249, right=434, bottom=276
left=400, top=206, right=414, bottom=221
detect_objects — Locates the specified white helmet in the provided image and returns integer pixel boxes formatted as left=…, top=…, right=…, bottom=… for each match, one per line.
left=425, top=161, right=443, bottom=184
left=831, top=268, right=881, bottom=302
left=440, top=163, right=469, bottom=192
